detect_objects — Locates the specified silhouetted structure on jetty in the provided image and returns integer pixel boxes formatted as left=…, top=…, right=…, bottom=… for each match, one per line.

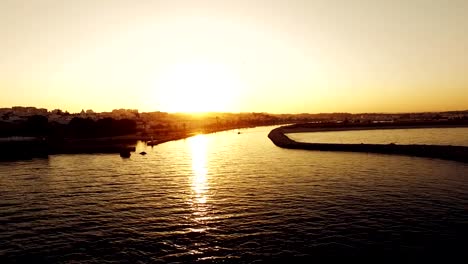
left=268, top=123, right=468, bottom=163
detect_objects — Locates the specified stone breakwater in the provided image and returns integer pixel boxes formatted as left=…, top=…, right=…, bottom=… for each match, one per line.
left=268, top=126, right=468, bottom=163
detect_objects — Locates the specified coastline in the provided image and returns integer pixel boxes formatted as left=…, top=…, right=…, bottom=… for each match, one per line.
left=0, top=123, right=275, bottom=161
left=268, top=121, right=468, bottom=163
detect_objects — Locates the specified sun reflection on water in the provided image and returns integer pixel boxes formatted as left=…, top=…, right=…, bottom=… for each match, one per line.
left=188, top=134, right=212, bottom=230
left=190, top=135, right=208, bottom=201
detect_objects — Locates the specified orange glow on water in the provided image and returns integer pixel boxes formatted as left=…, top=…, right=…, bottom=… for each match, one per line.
left=188, top=134, right=212, bottom=231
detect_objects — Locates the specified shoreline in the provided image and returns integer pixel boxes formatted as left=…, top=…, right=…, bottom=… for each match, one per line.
left=268, top=122, right=468, bottom=163
left=0, top=123, right=279, bottom=161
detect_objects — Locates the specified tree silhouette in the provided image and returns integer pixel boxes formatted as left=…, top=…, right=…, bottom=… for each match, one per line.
left=24, top=115, right=48, bottom=136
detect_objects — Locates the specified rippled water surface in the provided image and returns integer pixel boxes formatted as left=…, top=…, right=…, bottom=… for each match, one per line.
left=287, top=127, right=468, bottom=146
left=1, top=126, right=467, bottom=262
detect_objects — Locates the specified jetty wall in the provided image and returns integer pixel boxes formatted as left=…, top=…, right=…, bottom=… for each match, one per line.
left=268, top=126, right=468, bottom=163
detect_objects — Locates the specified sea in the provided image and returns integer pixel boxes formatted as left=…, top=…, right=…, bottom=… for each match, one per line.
left=0, top=126, right=467, bottom=262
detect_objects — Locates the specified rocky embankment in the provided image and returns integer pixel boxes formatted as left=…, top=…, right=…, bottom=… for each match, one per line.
left=268, top=125, right=468, bottom=163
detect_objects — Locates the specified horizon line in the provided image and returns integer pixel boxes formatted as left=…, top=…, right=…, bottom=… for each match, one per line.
left=1, top=105, right=468, bottom=116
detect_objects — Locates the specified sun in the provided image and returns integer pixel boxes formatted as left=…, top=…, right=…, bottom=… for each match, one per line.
left=153, top=62, right=243, bottom=113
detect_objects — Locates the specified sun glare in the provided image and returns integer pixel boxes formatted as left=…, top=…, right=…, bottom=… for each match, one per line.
left=154, top=62, right=244, bottom=113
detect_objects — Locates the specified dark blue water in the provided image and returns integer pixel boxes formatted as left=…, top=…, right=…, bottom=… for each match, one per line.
left=1, top=126, right=467, bottom=262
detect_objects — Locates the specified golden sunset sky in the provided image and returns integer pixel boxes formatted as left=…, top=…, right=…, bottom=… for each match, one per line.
left=1, top=0, right=467, bottom=113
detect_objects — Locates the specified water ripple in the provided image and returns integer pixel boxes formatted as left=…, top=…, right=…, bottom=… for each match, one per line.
left=0, top=126, right=467, bottom=262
